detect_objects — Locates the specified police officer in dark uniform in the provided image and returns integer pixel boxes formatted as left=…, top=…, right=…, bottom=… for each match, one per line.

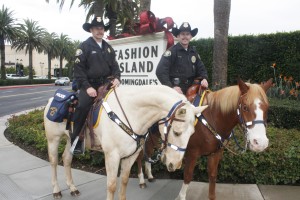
left=70, top=16, right=121, bottom=154
left=156, top=22, right=208, bottom=95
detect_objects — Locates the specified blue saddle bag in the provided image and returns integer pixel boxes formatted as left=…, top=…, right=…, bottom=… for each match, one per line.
left=47, top=88, right=76, bottom=122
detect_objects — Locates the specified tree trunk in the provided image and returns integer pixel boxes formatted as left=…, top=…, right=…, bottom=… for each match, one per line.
left=0, top=37, right=6, bottom=79
left=93, top=1, right=105, bottom=18
left=59, top=56, right=63, bottom=77
left=29, top=47, right=33, bottom=80
left=47, top=54, right=52, bottom=80
left=140, top=0, right=151, bottom=12
left=212, top=0, right=231, bottom=88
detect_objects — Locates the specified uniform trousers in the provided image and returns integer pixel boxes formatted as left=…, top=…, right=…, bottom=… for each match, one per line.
left=71, top=85, right=99, bottom=143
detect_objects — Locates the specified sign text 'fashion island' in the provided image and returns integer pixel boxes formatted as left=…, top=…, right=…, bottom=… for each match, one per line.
left=108, top=32, right=168, bottom=85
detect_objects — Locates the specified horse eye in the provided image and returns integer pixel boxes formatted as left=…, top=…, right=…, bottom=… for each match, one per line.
left=173, top=131, right=182, bottom=136
left=242, top=104, right=249, bottom=112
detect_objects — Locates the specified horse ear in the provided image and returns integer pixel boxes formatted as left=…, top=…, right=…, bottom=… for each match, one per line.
left=238, top=78, right=249, bottom=95
left=193, top=105, right=208, bottom=115
left=261, top=78, right=273, bottom=92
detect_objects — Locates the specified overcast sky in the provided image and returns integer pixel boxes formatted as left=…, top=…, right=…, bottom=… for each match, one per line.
left=2, top=0, right=300, bottom=41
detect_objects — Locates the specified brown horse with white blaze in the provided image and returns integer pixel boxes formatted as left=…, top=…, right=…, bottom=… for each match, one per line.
left=175, top=78, right=273, bottom=200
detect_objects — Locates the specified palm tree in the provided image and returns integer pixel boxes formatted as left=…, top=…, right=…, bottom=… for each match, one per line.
left=0, top=5, right=18, bottom=80
left=65, top=40, right=81, bottom=78
left=46, top=0, right=140, bottom=37
left=212, top=0, right=231, bottom=88
left=12, top=19, right=46, bottom=79
left=56, top=33, right=71, bottom=77
left=43, top=32, right=59, bottom=79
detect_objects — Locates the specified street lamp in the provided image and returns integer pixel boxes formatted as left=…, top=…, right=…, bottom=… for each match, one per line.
left=15, top=59, right=19, bottom=75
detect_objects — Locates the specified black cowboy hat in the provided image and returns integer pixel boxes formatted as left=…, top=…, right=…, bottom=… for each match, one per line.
left=172, top=22, right=198, bottom=37
left=82, top=16, right=110, bottom=32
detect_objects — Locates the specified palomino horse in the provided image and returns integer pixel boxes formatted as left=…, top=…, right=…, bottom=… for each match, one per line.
left=134, top=79, right=272, bottom=199
left=44, top=85, right=207, bottom=200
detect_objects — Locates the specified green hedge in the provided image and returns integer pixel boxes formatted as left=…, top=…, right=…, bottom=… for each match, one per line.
left=191, top=31, right=300, bottom=85
left=268, top=98, right=300, bottom=130
left=5, top=109, right=300, bottom=185
left=0, top=79, right=55, bottom=86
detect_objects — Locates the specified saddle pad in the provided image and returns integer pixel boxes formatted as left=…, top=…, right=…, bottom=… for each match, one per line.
left=193, top=90, right=207, bottom=125
left=93, top=89, right=114, bottom=128
left=193, top=94, right=201, bottom=107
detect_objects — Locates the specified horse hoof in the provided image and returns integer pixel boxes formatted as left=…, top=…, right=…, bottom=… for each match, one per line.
left=70, top=190, right=80, bottom=196
left=148, top=178, right=156, bottom=182
left=53, top=192, right=62, bottom=199
left=139, top=183, right=147, bottom=189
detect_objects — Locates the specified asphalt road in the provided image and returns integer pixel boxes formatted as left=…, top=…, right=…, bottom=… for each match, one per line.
left=0, top=85, right=72, bottom=117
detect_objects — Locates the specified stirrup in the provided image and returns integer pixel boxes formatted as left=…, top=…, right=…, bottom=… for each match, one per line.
left=70, top=136, right=84, bottom=155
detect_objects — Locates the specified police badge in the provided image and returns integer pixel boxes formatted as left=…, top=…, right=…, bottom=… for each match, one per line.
left=191, top=56, right=196, bottom=63
left=183, top=22, right=189, bottom=28
left=96, top=17, right=102, bottom=22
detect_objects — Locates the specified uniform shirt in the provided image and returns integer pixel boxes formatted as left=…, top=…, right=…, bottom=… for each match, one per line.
left=156, top=42, right=208, bottom=89
left=74, top=37, right=121, bottom=90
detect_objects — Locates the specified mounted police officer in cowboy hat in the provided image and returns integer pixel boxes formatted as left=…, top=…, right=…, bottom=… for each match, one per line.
left=70, top=16, right=121, bottom=155
left=156, top=22, right=208, bottom=95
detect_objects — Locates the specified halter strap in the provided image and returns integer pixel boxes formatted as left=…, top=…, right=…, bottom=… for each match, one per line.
left=237, top=106, right=266, bottom=128
left=159, top=100, right=187, bottom=152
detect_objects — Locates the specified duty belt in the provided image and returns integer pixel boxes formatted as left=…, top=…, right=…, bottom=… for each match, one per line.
left=88, top=77, right=106, bottom=84
left=172, top=77, right=193, bottom=85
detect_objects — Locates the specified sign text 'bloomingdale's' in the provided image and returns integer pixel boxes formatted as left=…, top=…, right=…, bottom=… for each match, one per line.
left=109, top=32, right=168, bottom=85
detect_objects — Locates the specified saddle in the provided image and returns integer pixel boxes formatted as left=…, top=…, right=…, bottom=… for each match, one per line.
left=82, top=83, right=112, bottom=148
left=186, top=80, right=207, bottom=104
left=47, top=83, right=112, bottom=149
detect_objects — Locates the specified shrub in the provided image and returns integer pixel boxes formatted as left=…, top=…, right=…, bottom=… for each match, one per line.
left=5, top=109, right=300, bottom=185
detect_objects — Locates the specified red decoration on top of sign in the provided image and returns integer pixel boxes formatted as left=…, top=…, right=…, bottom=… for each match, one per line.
left=107, top=11, right=175, bottom=49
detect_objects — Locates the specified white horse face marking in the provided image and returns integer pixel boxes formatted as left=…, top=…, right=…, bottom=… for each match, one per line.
left=247, top=98, right=269, bottom=152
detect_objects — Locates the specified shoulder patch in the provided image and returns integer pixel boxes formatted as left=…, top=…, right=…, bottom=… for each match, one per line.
left=107, top=47, right=111, bottom=53
left=164, top=50, right=171, bottom=57
left=198, top=54, right=201, bottom=59
left=75, top=49, right=82, bottom=56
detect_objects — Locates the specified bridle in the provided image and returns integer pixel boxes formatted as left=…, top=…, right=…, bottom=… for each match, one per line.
left=158, top=100, right=187, bottom=152
left=236, top=92, right=267, bottom=152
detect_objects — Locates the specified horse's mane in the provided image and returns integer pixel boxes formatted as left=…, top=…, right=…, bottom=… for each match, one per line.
left=209, top=83, right=269, bottom=114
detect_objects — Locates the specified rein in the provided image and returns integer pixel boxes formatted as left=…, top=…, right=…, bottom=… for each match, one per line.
left=102, top=89, right=147, bottom=159
left=113, top=87, right=133, bottom=130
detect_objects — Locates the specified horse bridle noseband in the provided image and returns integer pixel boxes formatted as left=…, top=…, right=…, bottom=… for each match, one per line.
left=158, top=100, right=187, bottom=152
left=237, top=93, right=266, bottom=130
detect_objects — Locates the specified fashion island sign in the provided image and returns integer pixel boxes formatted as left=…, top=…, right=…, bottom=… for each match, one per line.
left=108, top=32, right=168, bottom=85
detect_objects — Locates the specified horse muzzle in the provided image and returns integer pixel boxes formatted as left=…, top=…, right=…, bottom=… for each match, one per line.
left=249, top=137, right=269, bottom=152
left=161, top=154, right=182, bottom=172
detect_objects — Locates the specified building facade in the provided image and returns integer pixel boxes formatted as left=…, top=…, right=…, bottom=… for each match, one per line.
left=3, top=45, right=67, bottom=77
